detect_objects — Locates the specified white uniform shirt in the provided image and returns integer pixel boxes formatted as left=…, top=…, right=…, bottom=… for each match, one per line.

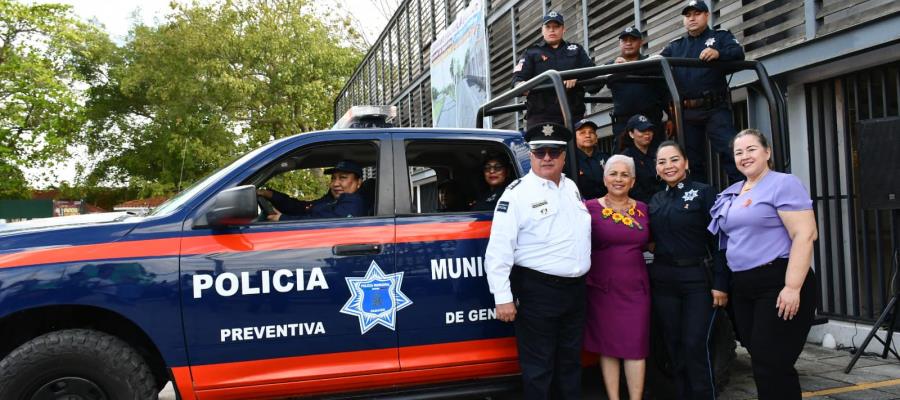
left=484, top=171, right=592, bottom=305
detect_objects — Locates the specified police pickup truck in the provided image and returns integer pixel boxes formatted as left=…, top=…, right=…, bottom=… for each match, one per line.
left=1, top=56, right=787, bottom=399
left=0, top=106, right=535, bottom=400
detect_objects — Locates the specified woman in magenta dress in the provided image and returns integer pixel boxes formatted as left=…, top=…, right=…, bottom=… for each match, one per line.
left=584, top=154, right=651, bottom=400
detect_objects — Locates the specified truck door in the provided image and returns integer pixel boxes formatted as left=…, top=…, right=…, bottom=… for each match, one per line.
left=179, top=135, right=401, bottom=397
left=392, top=135, right=518, bottom=373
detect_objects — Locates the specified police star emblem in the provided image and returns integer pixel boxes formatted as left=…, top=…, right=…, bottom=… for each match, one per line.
left=682, top=189, right=699, bottom=202
left=542, top=124, right=554, bottom=136
left=340, top=260, right=413, bottom=334
left=689, top=0, right=698, bottom=6
left=705, top=37, right=716, bottom=47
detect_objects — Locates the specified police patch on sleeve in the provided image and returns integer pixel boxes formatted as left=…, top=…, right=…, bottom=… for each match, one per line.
left=514, top=59, right=525, bottom=72
left=496, top=201, right=510, bottom=213
left=340, top=260, right=413, bottom=334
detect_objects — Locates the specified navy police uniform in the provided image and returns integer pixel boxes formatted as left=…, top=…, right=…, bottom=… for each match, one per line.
left=269, top=160, right=367, bottom=220
left=512, top=12, right=595, bottom=127
left=270, top=191, right=366, bottom=220
left=485, top=123, right=591, bottom=400
left=661, top=1, right=744, bottom=182
left=573, top=119, right=609, bottom=200
left=471, top=186, right=505, bottom=211
left=648, top=177, right=729, bottom=399
left=604, top=27, right=669, bottom=149
left=619, top=115, right=664, bottom=204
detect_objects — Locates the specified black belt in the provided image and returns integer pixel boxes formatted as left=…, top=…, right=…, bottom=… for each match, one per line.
left=513, top=265, right=584, bottom=285
left=681, top=94, right=728, bottom=110
left=654, top=255, right=709, bottom=267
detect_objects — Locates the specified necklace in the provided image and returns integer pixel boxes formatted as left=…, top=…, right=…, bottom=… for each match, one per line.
left=602, top=196, right=631, bottom=214
left=598, top=196, right=644, bottom=230
left=741, top=169, right=770, bottom=193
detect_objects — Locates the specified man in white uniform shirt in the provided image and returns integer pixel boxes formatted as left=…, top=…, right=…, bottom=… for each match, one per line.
left=485, top=122, right=592, bottom=400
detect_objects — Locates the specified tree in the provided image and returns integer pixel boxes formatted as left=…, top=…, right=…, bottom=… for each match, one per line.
left=0, top=0, right=112, bottom=198
left=83, top=0, right=365, bottom=196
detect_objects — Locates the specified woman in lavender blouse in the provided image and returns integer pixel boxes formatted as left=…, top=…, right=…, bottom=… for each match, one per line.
left=707, top=129, right=818, bottom=400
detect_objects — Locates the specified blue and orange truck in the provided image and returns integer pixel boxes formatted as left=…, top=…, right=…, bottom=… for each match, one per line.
left=0, top=59, right=786, bottom=399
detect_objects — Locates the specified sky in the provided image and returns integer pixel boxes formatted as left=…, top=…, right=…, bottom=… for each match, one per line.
left=23, top=0, right=394, bottom=187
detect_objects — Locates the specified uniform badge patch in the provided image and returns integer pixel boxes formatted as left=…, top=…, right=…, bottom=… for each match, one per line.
left=567, top=44, right=577, bottom=50
left=340, top=260, right=413, bottom=334
left=531, top=200, right=548, bottom=208
left=677, top=182, right=684, bottom=189
left=542, top=124, right=554, bottom=136
left=705, top=37, right=716, bottom=47
left=541, top=54, right=549, bottom=62
left=496, top=201, right=510, bottom=213
left=682, top=189, right=699, bottom=202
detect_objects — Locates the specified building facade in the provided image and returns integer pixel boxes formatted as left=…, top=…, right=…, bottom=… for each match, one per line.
left=335, top=0, right=900, bottom=337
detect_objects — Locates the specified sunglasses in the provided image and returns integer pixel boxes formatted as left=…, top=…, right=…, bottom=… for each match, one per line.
left=483, top=164, right=506, bottom=172
left=530, top=148, right=564, bottom=159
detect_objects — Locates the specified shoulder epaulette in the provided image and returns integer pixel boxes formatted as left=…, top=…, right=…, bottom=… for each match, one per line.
left=507, top=179, right=522, bottom=190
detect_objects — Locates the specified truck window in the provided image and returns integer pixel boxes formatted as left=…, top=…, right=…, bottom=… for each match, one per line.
left=253, top=142, right=379, bottom=221
left=405, top=140, right=517, bottom=214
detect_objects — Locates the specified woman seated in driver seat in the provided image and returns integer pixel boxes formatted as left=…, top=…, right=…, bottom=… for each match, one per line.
left=257, top=160, right=366, bottom=220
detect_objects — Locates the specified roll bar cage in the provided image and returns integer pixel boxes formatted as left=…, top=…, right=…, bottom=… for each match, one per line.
left=476, top=58, right=787, bottom=183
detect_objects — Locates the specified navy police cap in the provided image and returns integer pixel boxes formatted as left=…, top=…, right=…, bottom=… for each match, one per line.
left=324, top=160, right=363, bottom=177
left=542, top=10, right=564, bottom=25
left=524, top=123, right=572, bottom=148
left=626, top=115, right=656, bottom=132
left=574, top=119, right=598, bottom=131
left=619, top=26, right=643, bottom=39
left=682, top=0, right=710, bottom=15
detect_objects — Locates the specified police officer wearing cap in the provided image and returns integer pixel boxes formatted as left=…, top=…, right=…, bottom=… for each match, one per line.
left=257, top=159, right=367, bottom=220
left=648, top=140, right=729, bottom=399
left=604, top=26, right=669, bottom=150
left=573, top=119, right=610, bottom=200
left=620, top=115, right=664, bottom=204
left=661, top=0, right=744, bottom=183
left=485, top=123, right=592, bottom=400
left=513, top=11, right=595, bottom=128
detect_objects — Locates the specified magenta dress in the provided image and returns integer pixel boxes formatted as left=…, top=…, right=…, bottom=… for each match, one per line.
left=583, top=199, right=651, bottom=359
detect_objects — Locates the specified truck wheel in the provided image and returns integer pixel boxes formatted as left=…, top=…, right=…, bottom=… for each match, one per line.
left=645, top=309, right=736, bottom=399
left=0, top=329, right=157, bottom=400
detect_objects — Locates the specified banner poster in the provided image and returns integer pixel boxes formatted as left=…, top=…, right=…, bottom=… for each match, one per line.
left=429, top=0, right=489, bottom=128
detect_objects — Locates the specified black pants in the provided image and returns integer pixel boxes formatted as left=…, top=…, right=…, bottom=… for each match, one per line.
left=682, top=106, right=741, bottom=183
left=650, top=263, right=717, bottom=400
left=731, top=259, right=815, bottom=400
left=511, top=267, right=587, bottom=400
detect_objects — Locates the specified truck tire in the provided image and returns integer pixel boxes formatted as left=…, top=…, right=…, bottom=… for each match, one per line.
left=645, top=309, right=736, bottom=399
left=0, top=329, right=157, bottom=400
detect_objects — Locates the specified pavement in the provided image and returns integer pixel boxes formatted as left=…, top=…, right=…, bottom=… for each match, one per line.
left=158, top=343, right=900, bottom=399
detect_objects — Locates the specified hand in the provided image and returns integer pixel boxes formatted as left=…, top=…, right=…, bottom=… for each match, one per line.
left=776, top=286, right=801, bottom=320
left=564, top=79, right=577, bottom=89
left=699, top=48, right=720, bottom=62
left=266, top=209, right=282, bottom=221
left=515, top=81, right=529, bottom=96
left=257, top=189, right=273, bottom=199
left=496, top=302, right=517, bottom=322
left=614, top=57, right=627, bottom=64
left=712, top=290, right=728, bottom=307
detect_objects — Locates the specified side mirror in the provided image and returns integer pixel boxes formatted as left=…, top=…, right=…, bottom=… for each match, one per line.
left=205, top=185, right=258, bottom=228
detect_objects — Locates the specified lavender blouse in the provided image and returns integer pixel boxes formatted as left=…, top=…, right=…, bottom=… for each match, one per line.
left=707, top=171, right=813, bottom=271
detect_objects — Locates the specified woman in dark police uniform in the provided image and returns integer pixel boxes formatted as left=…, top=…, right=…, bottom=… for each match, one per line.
left=648, top=140, right=729, bottom=399
left=472, top=152, right=512, bottom=211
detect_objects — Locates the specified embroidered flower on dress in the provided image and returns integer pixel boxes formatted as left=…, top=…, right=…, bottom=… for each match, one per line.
left=600, top=207, right=643, bottom=230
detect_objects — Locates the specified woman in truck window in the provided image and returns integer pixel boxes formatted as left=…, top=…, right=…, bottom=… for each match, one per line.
left=471, top=152, right=512, bottom=211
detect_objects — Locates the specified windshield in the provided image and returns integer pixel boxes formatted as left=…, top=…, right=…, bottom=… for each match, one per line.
left=150, top=142, right=280, bottom=216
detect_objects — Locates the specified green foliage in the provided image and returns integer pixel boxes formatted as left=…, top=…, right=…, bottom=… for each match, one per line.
left=266, top=169, right=329, bottom=201
left=0, top=0, right=112, bottom=198
left=82, top=0, right=365, bottom=197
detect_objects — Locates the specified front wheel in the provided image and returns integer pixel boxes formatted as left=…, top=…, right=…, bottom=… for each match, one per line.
left=0, top=329, right=158, bottom=400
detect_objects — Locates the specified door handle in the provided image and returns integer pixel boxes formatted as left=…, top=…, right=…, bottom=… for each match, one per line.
left=333, top=243, right=383, bottom=256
